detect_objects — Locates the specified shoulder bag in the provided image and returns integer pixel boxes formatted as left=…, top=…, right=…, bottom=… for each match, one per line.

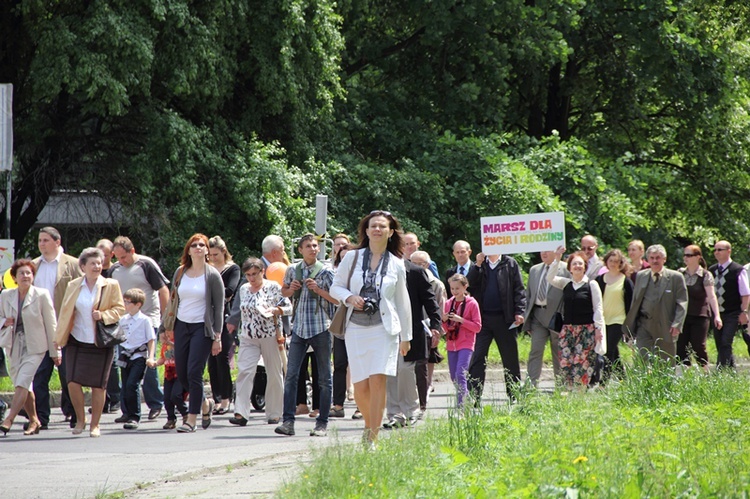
left=329, top=250, right=360, bottom=340
left=94, top=287, right=127, bottom=348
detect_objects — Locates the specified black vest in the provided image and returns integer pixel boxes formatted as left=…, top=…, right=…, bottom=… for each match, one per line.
left=682, top=270, right=709, bottom=317
left=562, top=281, right=594, bottom=325
left=710, top=261, right=743, bottom=313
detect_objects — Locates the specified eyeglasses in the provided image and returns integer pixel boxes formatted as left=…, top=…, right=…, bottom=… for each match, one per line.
left=714, top=248, right=729, bottom=252
left=369, top=210, right=391, bottom=217
left=190, top=242, right=206, bottom=248
left=683, top=254, right=698, bottom=257
left=581, top=246, right=596, bottom=251
left=123, top=299, right=133, bottom=304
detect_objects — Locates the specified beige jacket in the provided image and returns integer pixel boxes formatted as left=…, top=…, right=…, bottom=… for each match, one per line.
left=0, top=286, right=58, bottom=356
left=55, top=277, right=125, bottom=347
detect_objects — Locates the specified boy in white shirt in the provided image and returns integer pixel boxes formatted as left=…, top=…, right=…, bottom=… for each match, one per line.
left=116, top=288, right=156, bottom=430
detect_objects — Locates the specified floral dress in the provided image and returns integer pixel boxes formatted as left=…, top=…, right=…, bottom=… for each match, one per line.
left=547, top=260, right=606, bottom=386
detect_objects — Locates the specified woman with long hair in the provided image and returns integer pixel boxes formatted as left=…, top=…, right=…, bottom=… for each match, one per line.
left=207, top=235, right=240, bottom=415
left=330, top=210, right=412, bottom=448
left=595, top=249, right=633, bottom=381
left=164, top=234, right=225, bottom=433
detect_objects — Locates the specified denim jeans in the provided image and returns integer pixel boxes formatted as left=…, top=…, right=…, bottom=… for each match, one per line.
left=282, top=332, right=331, bottom=425
left=142, top=327, right=164, bottom=410
left=121, top=357, right=147, bottom=421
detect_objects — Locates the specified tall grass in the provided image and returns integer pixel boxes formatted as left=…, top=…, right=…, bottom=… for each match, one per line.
left=278, top=361, right=750, bottom=497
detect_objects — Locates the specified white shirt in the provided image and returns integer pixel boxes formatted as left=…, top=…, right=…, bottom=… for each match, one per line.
left=177, top=273, right=206, bottom=323
left=120, top=310, right=156, bottom=359
left=36, top=249, right=62, bottom=303
left=71, top=276, right=103, bottom=344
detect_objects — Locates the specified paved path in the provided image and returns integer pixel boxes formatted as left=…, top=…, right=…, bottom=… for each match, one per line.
left=1, top=368, right=544, bottom=499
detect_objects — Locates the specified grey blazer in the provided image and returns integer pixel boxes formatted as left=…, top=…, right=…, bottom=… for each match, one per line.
left=522, top=262, right=569, bottom=332
left=168, top=264, right=225, bottom=340
left=624, top=268, right=688, bottom=337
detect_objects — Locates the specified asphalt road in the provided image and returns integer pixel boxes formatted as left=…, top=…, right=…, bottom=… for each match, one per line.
left=1, top=369, right=545, bottom=498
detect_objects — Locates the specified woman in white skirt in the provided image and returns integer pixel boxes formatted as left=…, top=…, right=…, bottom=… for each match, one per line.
left=0, top=259, right=58, bottom=436
left=331, top=210, right=412, bottom=446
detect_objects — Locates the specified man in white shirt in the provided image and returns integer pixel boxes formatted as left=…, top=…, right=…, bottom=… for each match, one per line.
left=581, top=235, right=604, bottom=279
left=31, top=227, right=82, bottom=429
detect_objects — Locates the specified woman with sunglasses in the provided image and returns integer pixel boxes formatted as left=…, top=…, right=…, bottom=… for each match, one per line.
left=330, top=210, right=412, bottom=448
left=164, top=234, right=225, bottom=432
left=677, top=245, right=721, bottom=370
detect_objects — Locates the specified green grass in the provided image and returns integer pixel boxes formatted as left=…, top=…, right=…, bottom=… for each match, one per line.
left=278, top=359, right=750, bottom=497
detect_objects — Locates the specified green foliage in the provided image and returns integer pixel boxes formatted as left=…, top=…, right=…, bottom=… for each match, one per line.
left=279, top=367, right=750, bottom=497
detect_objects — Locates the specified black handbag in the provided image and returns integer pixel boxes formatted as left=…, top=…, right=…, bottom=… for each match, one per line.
left=548, top=312, right=563, bottom=333
left=94, top=292, right=127, bottom=348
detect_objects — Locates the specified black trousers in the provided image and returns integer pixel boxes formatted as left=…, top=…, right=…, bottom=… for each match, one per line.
left=208, top=324, right=234, bottom=401
left=677, top=315, right=710, bottom=366
left=468, top=316, right=520, bottom=400
left=332, top=336, right=348, bottom=407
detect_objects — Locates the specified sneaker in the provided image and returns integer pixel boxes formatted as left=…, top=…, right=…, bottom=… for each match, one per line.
left=148, top=407, right=162, bottom=420
left=123, top=420, right=139, bottom=430
left=310, top=423, right=327, bottom=436
left=329, top=407, right=345, bottom=418
left=274, top=420, right=295, bottom=436
left=114, top=415, right=129, bottom=424
left=383, top=417, right=405, bottom=430
left=163, top=420, right=177, bottom=430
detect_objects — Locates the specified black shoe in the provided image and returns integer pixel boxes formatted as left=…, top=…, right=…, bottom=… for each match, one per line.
left=229, top=415, right=248, bottom=426
left=148, top=407, right=162, bottom=420
left=114, top=415, right=129, bottom=423
left=69, top=416, right=78, bottom=429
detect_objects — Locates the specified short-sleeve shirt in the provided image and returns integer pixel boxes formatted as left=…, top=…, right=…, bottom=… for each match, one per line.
left=119, top=310, right=156, bottom=359
left=283, top=262, right=335, bottom=339
left=110, top=254, right=169, bottom=328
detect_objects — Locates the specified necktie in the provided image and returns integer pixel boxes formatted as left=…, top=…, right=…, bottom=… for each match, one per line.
left=459, top=266, right=465, bottom=275
left=715, top=266, right=726, bottom=312
left=653, top=272, right=661, bottom=284
left=537, top=265, right=549, bottom=304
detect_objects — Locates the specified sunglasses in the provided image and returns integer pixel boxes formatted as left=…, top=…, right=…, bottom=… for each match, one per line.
left=581, top=246, right=596, bottom=251
left=369, top=210, right=391, bottom=217
left=683, top=253, right=698, bottom=257
left=190, top=242, right=207, bottom=248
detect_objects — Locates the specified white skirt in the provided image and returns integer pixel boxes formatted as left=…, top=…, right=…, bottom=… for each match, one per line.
left=345, top=323, right=399, bottom=384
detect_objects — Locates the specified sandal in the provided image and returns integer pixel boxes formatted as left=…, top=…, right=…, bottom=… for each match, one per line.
left=214, top=406, right=230, bottom=415
left=176, top=422, right=196, bottom=433
left=202, top=399, right=215, bottom=429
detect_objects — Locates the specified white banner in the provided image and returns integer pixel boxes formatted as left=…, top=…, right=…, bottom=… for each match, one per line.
left=0, top=84, right=12, bottom=172
left=480, top=211, right=566, bottom=255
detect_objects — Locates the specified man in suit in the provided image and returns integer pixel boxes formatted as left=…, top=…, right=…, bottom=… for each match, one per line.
left=624, top=244, right=688, bottom=364
left=31, top=226, right=83, bottom=429
left=709, top=241, right=750, bottom=368
left=445, top=240, right=481, bottom=295
left=523, top=250, right=569, bottom=387
left=468, top=252, right=526, bottom=402
left=581, top=235, right=604, bottom=280
left=409, top=250, right=446, bottom=415
left=383, top=261, right=441, bottom=428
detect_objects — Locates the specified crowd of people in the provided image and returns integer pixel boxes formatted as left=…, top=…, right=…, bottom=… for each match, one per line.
left=1, top=219, right=748, bottom=446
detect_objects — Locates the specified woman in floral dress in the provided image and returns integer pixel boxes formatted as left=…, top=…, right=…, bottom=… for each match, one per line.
left=546, top=246, right=606, bottom=388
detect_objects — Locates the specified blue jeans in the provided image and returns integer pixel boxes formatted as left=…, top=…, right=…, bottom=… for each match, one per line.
left=283, top=332, right=331, bottom=425
left=120, top=357, right=147, bottom=421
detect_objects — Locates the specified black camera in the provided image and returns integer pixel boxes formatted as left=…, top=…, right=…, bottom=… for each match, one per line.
left=362, top=297, right=379, bottom=316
